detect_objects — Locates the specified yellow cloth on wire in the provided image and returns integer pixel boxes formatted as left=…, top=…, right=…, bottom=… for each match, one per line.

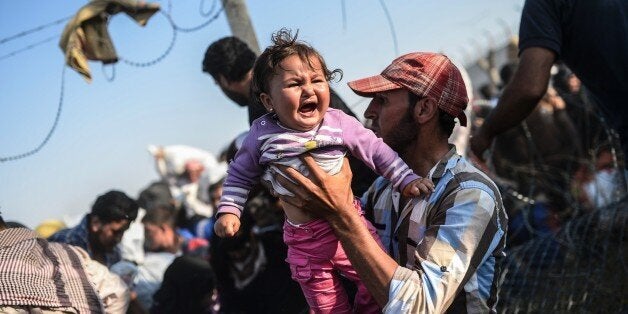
left=59, top=0, right=160, bottom=83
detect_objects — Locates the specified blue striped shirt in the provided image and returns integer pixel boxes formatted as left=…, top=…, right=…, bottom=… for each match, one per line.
left=361, top=146, right=507, bottom=313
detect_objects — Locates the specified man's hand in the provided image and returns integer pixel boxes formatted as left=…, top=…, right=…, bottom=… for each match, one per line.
left=277, top=154, right=399, bottom=307
left=214, top=214, right=241, bottom=237
left=273, top=155, right=355, bottom=222
left=402, top=177, right=435, bottom=197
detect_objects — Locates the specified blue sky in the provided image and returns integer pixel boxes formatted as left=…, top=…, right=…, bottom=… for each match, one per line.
left=0, top=0, right=522, bottom=228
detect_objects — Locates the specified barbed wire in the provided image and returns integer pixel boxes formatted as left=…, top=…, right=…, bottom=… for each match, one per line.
left=498, top=196, right=627, bottom=312
left=0, top=35, right=58, bottom=62
left=0, top=15, right=71, bottom=45
left=171, top=0, right=224, bottom=33
left=1, top=0, right=225, bottom=162
left=199, top=0, right=219, bottom=17
left=468, top=44, right=627, bottom=309
left=120, top=11, right=178, bottom=67
left=102, top=63, right=116, bottom=82
left=474, top=95, right=624, bottom=239
left=0, top=66, right=66, bottom=163
left=121, top=0, right=224, bottom=67
left=0, top=0, right=223, bottom=66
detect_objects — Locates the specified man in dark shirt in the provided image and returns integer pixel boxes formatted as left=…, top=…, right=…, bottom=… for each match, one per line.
left=471, top=0, right=628, bottom=170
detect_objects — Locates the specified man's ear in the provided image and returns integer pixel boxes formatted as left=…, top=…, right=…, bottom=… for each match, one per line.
left=259, top=93, right=274, bottom=112
left=414, top=97, right=438, bottom=124
left=217, top=74, right=230, bottom=87
left=89, top=216, right=102, bottom=233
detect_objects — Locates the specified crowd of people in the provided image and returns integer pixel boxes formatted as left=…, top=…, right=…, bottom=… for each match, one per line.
left=1, top=0, right=626, bottom=312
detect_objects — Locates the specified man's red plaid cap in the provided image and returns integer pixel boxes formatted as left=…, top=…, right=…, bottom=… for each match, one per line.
left=348, top=52, right=469, bottom=126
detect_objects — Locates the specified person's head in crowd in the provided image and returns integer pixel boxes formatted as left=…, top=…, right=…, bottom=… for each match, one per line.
left=137, top=181, right=175, bottom=213
left=151, top=255, right=215, bottom=314
left=552, top=65, right=570, bottom=94
left=566, top=73, right=581, bottom=94
left=183, top=159, right=205, bottom=183
left=89, top=190, right=139, bottom=253
left=142, top=206, right=179, bottom=253
left=499, top=62, right=518, bottom=87
left=251, top=28, right=342, bottom=131
left=471, top=101, right=494, bottom=131
left=202, top=36, right=257, bottom=107
left=479, top=84, right=498, bottom=100
left=349, top=52, right=468, bottom=154
left=553, top=65, right=582, bottom=95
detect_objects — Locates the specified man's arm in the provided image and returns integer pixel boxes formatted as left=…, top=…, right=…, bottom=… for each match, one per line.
left=276, top=155, right=398, bottom=306
left=471, top=47, right=556, bottom=159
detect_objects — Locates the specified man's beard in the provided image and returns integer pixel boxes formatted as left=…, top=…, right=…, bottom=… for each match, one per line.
left=89, top=232, right=114, bottom=253
left=385, top=109, right=417, bottom=156
left=221, top=87, right=250, bottom=107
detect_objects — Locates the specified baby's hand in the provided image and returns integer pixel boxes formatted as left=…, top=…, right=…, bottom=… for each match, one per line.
left=402, top=177, right=435, bottom=197
left=214, top=214, right=241, bottom=237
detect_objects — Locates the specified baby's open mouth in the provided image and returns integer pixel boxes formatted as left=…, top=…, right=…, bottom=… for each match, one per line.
left=299, top=103, right=317, bottom=113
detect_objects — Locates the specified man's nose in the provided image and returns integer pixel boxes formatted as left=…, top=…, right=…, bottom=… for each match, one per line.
left=364, top=99, right=378, bottom=120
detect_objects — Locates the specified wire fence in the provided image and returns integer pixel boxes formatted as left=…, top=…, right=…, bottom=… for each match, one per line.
left=498, top=195, right=627, bottom=313
left=0, top=0, right=224, bottom=163
left=469, top=93, right=628, bottom=312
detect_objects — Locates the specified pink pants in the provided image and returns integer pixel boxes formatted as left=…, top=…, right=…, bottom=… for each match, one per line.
left=283, top=203, right=383, bottom=314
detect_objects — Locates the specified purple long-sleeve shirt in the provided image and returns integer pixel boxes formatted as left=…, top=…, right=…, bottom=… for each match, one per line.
left=218, top=108, right=420, bottom=217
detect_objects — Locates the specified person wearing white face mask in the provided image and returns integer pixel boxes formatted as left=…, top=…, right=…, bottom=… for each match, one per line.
left=576, top=149, right=628, bottom=209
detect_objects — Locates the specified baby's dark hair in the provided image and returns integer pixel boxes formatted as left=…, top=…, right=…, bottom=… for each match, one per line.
left=251, top=29, right=342, bottom=107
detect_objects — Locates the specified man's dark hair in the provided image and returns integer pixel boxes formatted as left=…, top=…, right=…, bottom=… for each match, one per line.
left=137, top=180, right=174, bottom=212
left=91, top=190, right=138, bottom=224
left=408, top=91, right=456, bottom=137
left=479, top=84, right=497, bottom=100
left=251, top=28, right=342, bottom=107
left=202, top=36, right=257, bottom=82
left=142, top=206, right=176, bottom=228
